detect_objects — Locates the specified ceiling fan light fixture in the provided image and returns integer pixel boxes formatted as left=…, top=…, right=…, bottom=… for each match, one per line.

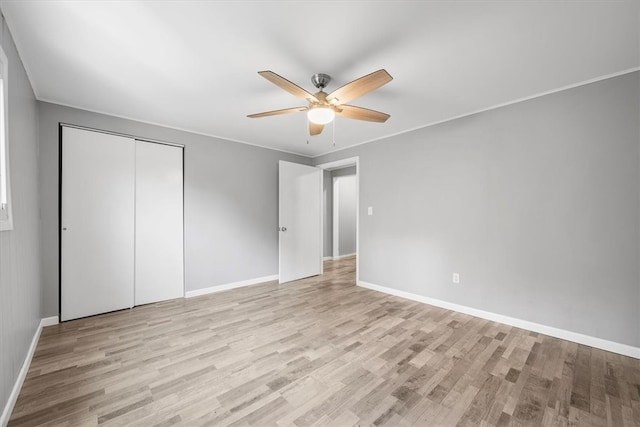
left=307, top=106, right=335, bottom=125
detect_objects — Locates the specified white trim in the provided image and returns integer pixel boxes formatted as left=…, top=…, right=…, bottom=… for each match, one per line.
left=312, top=67, right=640, bottom=159
left=1, top=317, right=58, bottom=426
left=0, top=43, right=13, bottom=232
left=333, top=253, right=356, bottom=260
left=41, top=316, right=59, bottom=327
left=185, top=275, right=278, bottom=298
left=317, top=168, right=323, bottom=277
left=358, top=281, right=640, bottom=360
left=315, top=157, right=359, bottom=171
left=322, top=256, right=333, bottom=261
left=332, top=176, right=340, bottom=259
left=355, top=159, right=359, bottom=285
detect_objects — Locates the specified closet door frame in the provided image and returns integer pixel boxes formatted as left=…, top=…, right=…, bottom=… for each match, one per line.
left=58, top=123, right=185, bottom=321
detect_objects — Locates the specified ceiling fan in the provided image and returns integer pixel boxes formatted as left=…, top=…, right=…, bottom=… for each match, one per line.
left=248, top=69, right=393, bottom=136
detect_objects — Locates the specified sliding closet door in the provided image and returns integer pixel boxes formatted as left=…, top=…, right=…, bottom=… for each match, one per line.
left=134, top=141, right=184, bottom=305
left=61, top=127, right=135, bottom=321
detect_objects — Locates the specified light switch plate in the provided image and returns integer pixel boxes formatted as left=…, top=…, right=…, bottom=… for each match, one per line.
left=367, top=206, right=373, bottom=216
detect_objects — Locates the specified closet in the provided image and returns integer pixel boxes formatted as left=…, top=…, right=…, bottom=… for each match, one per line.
left=60, top=126, right=184, bottom=321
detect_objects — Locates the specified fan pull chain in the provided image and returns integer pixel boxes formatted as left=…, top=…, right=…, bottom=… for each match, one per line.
left=306, top=116, right=310, bottom=144
left=332, top=118, right=336, bottom=147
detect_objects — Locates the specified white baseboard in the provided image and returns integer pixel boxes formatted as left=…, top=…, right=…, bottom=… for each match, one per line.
left=358, top=281, right=640, bottom=360
left=1, top=316, right=58, bottom=426
left=333, top=253, right=356, bottom=260
left=323, top=256, right=333, bottom=261
left=185, top=275, right=279, bottom=298
left=41, top=316, right=59, bottom=327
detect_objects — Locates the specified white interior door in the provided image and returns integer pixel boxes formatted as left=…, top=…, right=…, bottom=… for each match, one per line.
left=61, top=127, right=135, bottom=321
left=134, top=141, right=184, bottom=305
left=279, top=161, right=322, bottom=284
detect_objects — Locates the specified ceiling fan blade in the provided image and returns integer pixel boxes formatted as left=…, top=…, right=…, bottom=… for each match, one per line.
left=309, top=122, right=324, bottom=136
left=247, top=107, right=307, bottom=118
left=258, top=71, right=320, bottom=103
left=326, top=69, right=392, bottom=104
left=336, top=105, right=390, bottom=122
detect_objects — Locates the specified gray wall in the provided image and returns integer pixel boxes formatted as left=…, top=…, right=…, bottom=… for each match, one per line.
left=322, top=166, right=357, bottom=258
left=0, top=14, right=41, bottom=419
left=336, top=175, right=357, bottom=256
left=314, top=72, right=640, bottom=347
left=38, top=102, right=310, bottom=317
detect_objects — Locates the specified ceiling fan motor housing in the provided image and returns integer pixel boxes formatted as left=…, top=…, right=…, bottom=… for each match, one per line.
left=311, top=73, right=331, bottom=89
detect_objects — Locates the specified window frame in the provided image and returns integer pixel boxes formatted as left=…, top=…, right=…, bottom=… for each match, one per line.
left=0, top=43, right=12, bottom=232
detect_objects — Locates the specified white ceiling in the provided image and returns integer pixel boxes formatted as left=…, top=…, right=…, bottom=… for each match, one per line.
left=1, top=1, right=638, bottom=157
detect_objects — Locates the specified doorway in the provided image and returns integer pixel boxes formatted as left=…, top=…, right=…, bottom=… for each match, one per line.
left=316, top=157, right=359, bottom=283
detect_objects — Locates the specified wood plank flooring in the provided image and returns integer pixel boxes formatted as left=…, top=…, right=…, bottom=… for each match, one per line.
left=9, top=257, right=640, bottom=426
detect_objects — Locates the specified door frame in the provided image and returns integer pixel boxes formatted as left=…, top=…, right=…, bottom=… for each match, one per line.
left=315, top=156, right=359, bottom=284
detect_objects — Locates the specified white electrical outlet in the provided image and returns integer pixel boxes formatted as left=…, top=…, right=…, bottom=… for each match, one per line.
left=452, top=273, right=460, bottom=284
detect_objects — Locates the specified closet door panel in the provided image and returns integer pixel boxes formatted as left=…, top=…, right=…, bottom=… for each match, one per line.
left=134, top=141, right=184, bottom=305
left=61, top=127, right=135, bottom=321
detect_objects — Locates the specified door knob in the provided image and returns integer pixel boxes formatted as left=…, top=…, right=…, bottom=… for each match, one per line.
left=280, top=226, right=287, bottom=232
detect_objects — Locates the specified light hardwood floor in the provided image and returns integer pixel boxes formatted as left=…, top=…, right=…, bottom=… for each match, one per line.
left=9, top=257, right=640, bottom=426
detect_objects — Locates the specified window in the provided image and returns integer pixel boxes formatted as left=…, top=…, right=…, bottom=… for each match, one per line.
left=0, top=44, right=12, bottom=231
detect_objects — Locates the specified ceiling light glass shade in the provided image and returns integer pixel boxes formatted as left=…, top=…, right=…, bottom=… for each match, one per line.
left=307, top=106, right=335, bottom=125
